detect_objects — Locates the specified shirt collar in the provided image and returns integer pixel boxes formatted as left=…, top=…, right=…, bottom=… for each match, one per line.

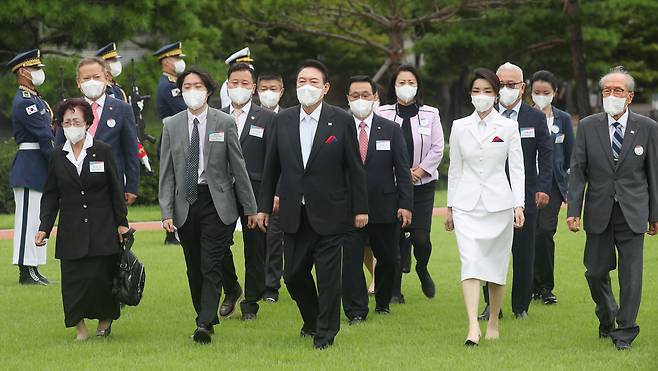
left=471, top=109, right=500, bottom=125
left=63, top=132, right=94, bottom=153
left=230, top=100, right=252, bottom=116
left=300, top=102, right=323, bottom=123
left=499, top=99, right=522, bottom=115
left=187, top=106, right=209, bottom=124
left=85, top=93, right=106, bottom=108
left=607, top=108, right=629, bottom=128
left=354, top=113, right=373, bottom=129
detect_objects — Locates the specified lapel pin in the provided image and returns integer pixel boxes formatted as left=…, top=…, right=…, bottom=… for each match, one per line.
left=251, top=116, right=255, bottom=120
left=630, top=130, right=635, bottom=134
left=109, top=106, right=113, bottom=111
left=92, top=153, right=96, bottom=157
left=328, top=122, right=333, bottom=126
left=377, top=126, right=381, bottom=130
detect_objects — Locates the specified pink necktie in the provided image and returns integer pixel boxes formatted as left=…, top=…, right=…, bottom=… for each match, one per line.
left=359, top=122, right=368, bottom=164
left=89, top=101, right=100, bottom=137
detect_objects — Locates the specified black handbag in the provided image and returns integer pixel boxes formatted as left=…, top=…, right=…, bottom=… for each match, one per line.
left=112, top=228, right=145, bottom=306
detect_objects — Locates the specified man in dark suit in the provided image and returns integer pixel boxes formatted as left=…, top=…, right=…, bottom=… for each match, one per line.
left=219, top=63, right=275, bottom=320
left=341, top=75, right=413, bottom=324
left=55, top=57, right=139, bottom=206
left=480, top=62, right=553, bottom=320
left=257, top=60, right=368, bottom=349
left=567, top=66, right=658, bottom=350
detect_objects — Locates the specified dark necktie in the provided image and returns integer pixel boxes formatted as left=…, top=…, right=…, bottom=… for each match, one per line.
left=185, top=118, right=200, bottom=204
left=612, top=122, right=623, bottom=161
left=503, top=109, right=516, bottom=120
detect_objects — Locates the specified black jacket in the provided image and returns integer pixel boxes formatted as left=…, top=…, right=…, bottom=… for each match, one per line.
left=39, top=140, right=128, bottom=260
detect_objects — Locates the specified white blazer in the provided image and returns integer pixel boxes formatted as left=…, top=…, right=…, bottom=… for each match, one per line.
left=447, top=109, right=525, bottom=212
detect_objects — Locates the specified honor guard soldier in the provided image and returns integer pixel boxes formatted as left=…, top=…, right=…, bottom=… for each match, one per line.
left=95, top=42, right=127, bottom=102
left=155, top=41, right=187, bottom=245
left=7, top=49, right=54, bottom=285
left=220, top=47, right=254, bottom=108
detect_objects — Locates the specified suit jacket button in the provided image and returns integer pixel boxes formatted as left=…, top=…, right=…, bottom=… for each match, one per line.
left=83, top=204, right=88, bottom=208
left=84, top=218, right=88, bottom=223
left=80, top=190, right=85, bottom=195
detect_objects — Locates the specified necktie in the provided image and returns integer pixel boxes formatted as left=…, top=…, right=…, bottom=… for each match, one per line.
left=503, top=109, right=516, bottom=120
left=89, top=101, right=100, bottom=137
left=612, top=122, right=623, bottom=161
left=233, top=108, right=243, bottom=136
left=358, top=122, right=368, bottom=164
left=185, top=118, right=200, bottom=204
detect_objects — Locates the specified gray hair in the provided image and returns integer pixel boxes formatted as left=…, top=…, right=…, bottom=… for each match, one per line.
left=496, top=62, right=524, bottom=80
left=76, top=57, right=107, bottom=78
left=599, top=66, right=635, bottom=92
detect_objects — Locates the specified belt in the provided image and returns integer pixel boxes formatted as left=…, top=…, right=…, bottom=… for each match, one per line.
left=18, top=142, right=40, bottom=150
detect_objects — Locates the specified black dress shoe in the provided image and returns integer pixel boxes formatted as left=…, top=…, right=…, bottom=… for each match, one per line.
left=416, top=267, right=436, bottom=298
left=19, top=266, right=48, bottom=286
left=241, top=312, right=257, bottom=321
left=300, top=328, right=317, bottom=338
left=33, top=267, right=50, bottom=284
left=313, top=339, right=334, bottom=350
left=263, top=292, right=279, bottom=303
left=375, top=307, right=390, bottom=315
left=193, top=327, right=212, bottom=344
left=613, top=339, right=631, bottom=350
left=542, top=291, right=558, bottom=305
left=390, top=294, right=405, bottom=304
left=348, top=316, right=365, bottom=326
left=513, top=311, right=529, bottom=319
left=478, top=305, right=503, bottom=321
left=532, top=291, right=542, bottom=301
left=219, top=284, right=243, bottom=317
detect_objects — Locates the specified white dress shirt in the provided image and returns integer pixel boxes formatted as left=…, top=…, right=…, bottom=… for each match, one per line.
left=607, top=109, right=629, bottom=146
left=63, top=133, right=94, bottom=175
left=230, top=100, right=252, bottom=137
left=498, top=99, right=522, bottom=121
left=353, top=113, right=373, bottom=141
left=299, top=103, right=322, bottom=168
left=187, top=107, right=208, bottom=184
left=85, top=93, right=106, bottom=112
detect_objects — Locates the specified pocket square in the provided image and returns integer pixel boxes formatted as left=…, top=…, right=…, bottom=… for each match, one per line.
left=492, top=136, right=504, bottom=143
left=325, top=135, right=337, bottom=144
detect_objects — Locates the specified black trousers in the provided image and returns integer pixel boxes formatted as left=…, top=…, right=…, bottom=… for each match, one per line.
left=584, top=202, right=644, bottom=344
left=265, top=212, right=284, bottom=298
left=342, top=223, right=399, bottom=319
left=178, top=186, right=236, bottom=328
left=533, top=181, right=563, bottom=292
left=484, top=211, right=537, bottom=314
left=284, top=206, right=343, bottom=347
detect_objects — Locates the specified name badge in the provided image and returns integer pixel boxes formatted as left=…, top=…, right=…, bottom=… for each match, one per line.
left=376, top=140, right=391, bottom=151
left=551, top=125, right=560, bottom=134
left=635, top=145, right=644, bottom=156
left=418, top=127, right=432, bottom=136
left=520, top=127, right=535, bottom=138
left=90, top=161, right=105, bottom=173
left=209, top=132, right=225, bottom=142
left=249, top=125, right=264, bottom=138
left=555, top=134, right=565, bottom=144
left=107, top=118, right=116, bottom=128
left=171, top=88, right=180, bottom=97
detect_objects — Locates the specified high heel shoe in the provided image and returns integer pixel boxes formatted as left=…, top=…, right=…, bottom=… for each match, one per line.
left=96, top=320, right=113, bottom=337
left=464, top=332, right=481, bottom=347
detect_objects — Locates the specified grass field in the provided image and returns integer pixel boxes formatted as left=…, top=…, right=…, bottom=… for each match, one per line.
left=1, top=213, right=657, bottom=370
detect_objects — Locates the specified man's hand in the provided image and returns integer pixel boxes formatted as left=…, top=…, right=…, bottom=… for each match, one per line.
left=125, top=192, right=138, bottom=206
left=257, top=212, right=270, bottom=233
left=35, top=231, right=47, bottom=247
left=535, top=192, right=550, bottom=209
left=354, top=214, right=368, bottom=229
left=514, top=207, right=525, bottom=229
left=411, top=166, right=427, bottom=183
left=648, top=222, right=658, bottom=236
left=162, top=219, right=176, bottom=233
left=273, top=196, right=280, bottom=214
left=246, top=215, right=259, bottom=229
left=397, top=209, right=412, bottom=228
left=566, top=216, right=580, bottom=232
left=118, top=225, right=130, bottom=242
left=444, top=208, right=454, bottom=232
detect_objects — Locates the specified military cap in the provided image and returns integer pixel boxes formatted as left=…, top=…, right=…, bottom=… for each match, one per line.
left=7, top=49, right=45, bottom=72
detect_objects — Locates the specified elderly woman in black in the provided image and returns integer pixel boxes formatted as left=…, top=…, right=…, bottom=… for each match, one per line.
left=35, top=99, right=129, bottom=341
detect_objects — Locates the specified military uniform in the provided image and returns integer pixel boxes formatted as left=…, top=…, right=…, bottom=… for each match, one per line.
left=7, top=50, right=53, bottom=285
left=95, top=42, right=128, bottom=102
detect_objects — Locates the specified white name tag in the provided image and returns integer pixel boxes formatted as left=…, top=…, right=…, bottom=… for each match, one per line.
left=249, top=125, right=264, bottom=138
left=90, top=161, right=105, bottom=173
left=418, top=127, right=432, bottom=136
left=520, top=127, right=535, bottom=138
left=376, top=140, right=391, bottom=151
left=555, top=134, right=565, bottom=144
left=209, top=132, right=225, bottom=142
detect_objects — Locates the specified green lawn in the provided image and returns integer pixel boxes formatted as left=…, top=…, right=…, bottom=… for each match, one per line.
left=1, top=214, right=657, bottom=370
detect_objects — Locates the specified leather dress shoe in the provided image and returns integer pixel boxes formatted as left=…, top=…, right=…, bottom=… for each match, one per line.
left=241, top=312, right=257, bottom=321
left=613, top=339, right=631, bottom=350
left=313, top=339, right=334, bottom=350
left=348, top=316, right=365, bottom=325
left=542, top=291, right=558, bottom=305
left=219, top=284, right=243, bottom=317
left=300, top=327, right=316, bottom=338
left=478, top=305, right=503, bottom=321
left=375, top=307, right=390, bottom=315
left=19, top=266, right=48, bottom=286
left=193, top=327, right=212, bottom=344
left=390, top=294, right=405, bottom=304
left=263, top=294, right=279, bottom=303
left=513, top=311, right=529, bottom=319
left=532, top=291, right=542, bottom=301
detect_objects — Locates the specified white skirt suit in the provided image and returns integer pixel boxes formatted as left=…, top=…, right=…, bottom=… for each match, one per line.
left=447, top=109, right=525, bottom=284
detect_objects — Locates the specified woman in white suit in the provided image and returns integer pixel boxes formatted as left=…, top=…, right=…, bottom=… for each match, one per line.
left=445, top=68, right=525, bottom=346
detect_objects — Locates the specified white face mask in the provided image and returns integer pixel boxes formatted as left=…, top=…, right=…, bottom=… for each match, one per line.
left=349, top=99, right=375, bottom=119
left=395, top=85, right=417, bottom=104
left=373, top=100, right=380, bottom=111
left=63, top=126, right=86, bottom=144
left=603, top=96, right=627, bottom=117
left=182, top=89, right=207, bottom=110
left=532, top=94, right=553, bottom=110
left=80, top=79, right=106, bottom=100
left=499, top=87, right=520, bottom=107
left=109, top=61, right=122, bottom=77
left=173, top=59, right=186, bottom=75
left=30, top=69, right=45, bottom=87
left=297, top=84, right=323, bottom=107
left=228, top=87, right=253, bottom=106
left=258, top=90, right=281, bottom=109
left=471, top=94, right=496, bottom=113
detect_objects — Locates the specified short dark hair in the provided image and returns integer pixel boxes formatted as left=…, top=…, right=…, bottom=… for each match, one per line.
left=297, top=59, right=329, bottom=84
left=387, top=65, right=424, bottom=106
left=227, top=62, right=256, bottom=83
left=176, top=68, right=218, bottom=96
left=469, top=68, right=500, bottom=94
left=257, top=72, right=283, bottom=85
left=531, top=70, right=559, bottom=92
left=345, top=75, right=377, bottom=95
left=56, top=98, right=94, bottom=128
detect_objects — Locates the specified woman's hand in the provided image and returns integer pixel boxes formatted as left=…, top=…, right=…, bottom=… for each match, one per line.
left=444, top=208, right=454, bottom=232
left=118, top=226, right=130, bottom=243
left=411, top=166, right=427, bottom=183
left=35, top=231, right=47, bottom=247
left=514, top=207, right=525, bottom=229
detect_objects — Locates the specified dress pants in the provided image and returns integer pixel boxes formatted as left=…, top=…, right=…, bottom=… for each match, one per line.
left=284, top=206, right=343, bottom=347
left=265, top=212, right=284, bottom=298
left=534, top=181, right=563, bottom=293
left=342, top=223, right=399, bottom=319
left=177, top=185, right=236, bottom=328
left=584, top=202, right=643, bottom=344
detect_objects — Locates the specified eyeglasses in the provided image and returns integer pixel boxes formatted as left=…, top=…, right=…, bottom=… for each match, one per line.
left=601, top=87, right=628, bottom=97
left=500, top=81, right=523, bottom=89
left=61, top=119, right=86, bottom=128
